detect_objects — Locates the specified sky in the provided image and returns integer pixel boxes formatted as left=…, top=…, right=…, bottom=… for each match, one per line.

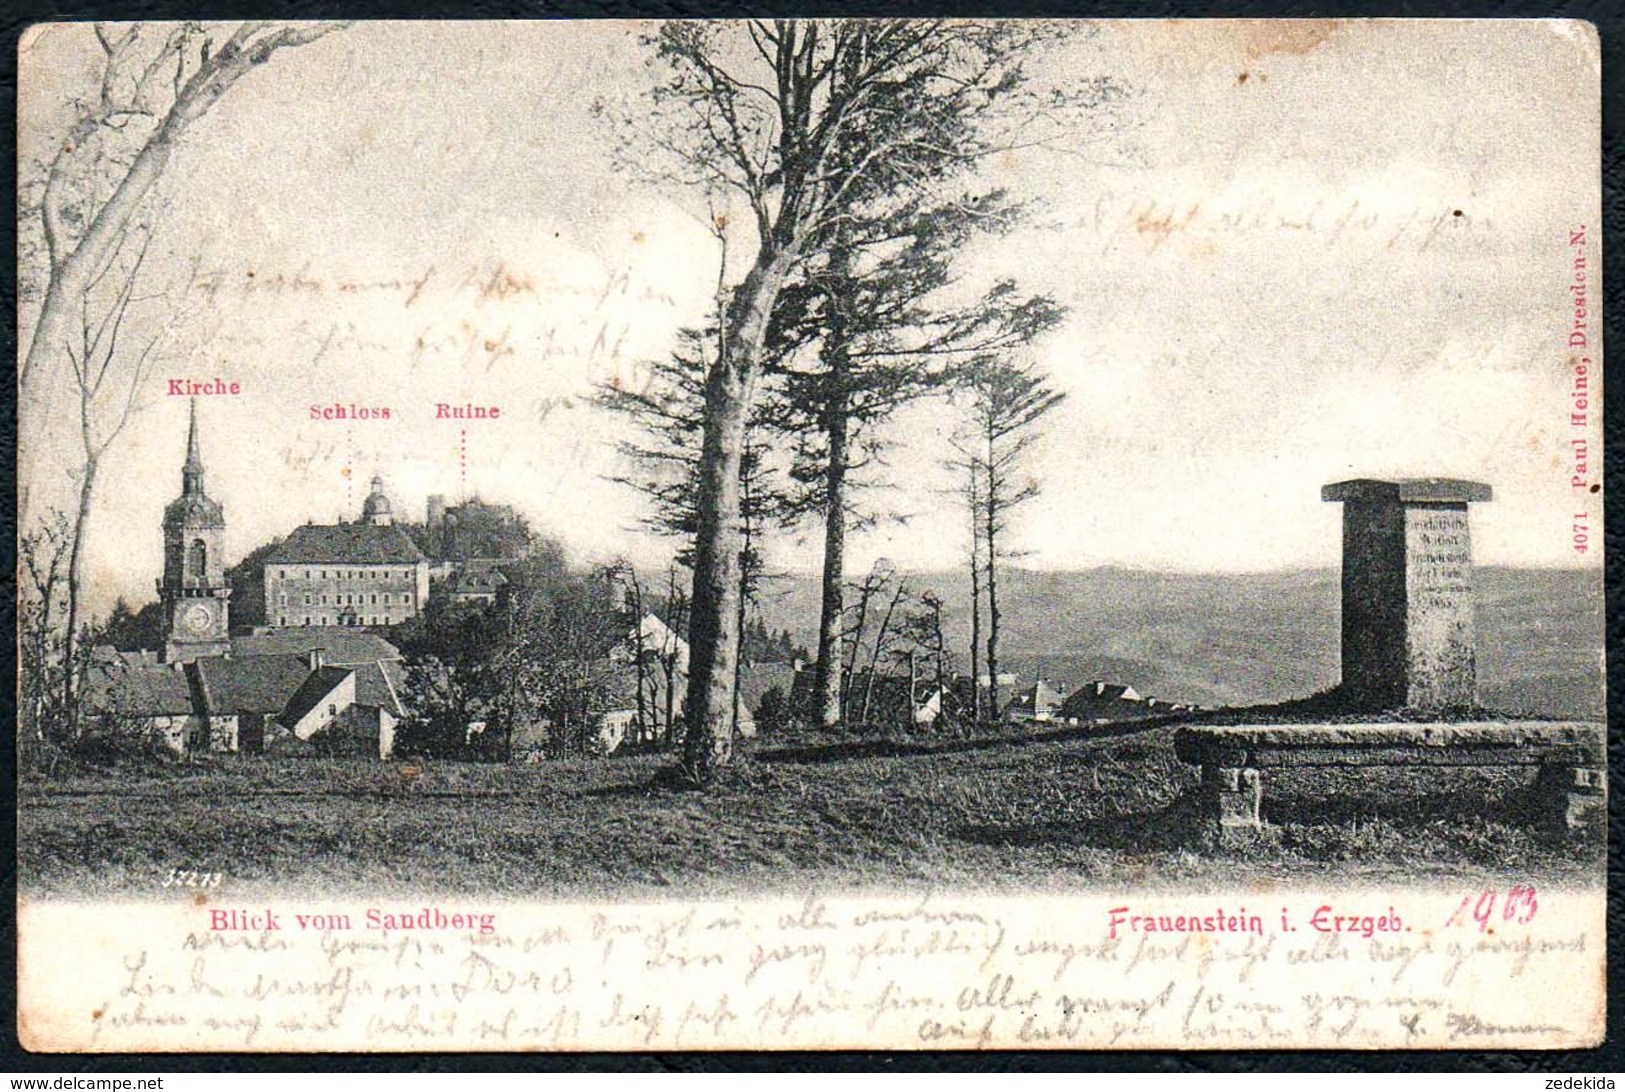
left=17, top=19, right=1603, bottom=618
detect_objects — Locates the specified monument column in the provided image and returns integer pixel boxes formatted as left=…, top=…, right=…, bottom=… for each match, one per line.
left=1321, top=478, right=1492, bottom=712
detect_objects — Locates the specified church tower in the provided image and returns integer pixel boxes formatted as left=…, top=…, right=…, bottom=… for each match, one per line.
left=160, top=398, right=231, bottom=663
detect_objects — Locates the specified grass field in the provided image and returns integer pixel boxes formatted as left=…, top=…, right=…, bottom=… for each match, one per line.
left=18, top=721, right=1602, bottom=900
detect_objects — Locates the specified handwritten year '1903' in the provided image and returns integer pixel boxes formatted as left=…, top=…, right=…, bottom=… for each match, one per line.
left=1445, top=886, right=1537, bottom=931
left=161, top=868, right=223, bottom=889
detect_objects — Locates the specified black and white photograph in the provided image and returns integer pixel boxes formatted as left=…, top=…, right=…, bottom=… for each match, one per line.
left=14, top=19, right=1605, bottom=1051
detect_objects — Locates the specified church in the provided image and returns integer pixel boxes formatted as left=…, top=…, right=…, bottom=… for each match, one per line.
left=81, top=402, right=408, bottom=758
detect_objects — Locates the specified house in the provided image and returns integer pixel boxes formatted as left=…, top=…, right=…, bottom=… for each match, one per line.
left=607, top=612, right=690, bottom=745
left=948, top=672, right=1019, bottom=722
left=81, top=650, right=208, bottom=752
left=446, top=562, right=509, bottom=605
left=1005, top=678, right=1068, bottom=723
left=192, top=653, right=319, bottom=753
left=842, top=668, right=948, bottom=730
left=83, top=633, right=408, bottom=759
left=272, top=658, right=407, bottom=758
left=1056, top=680, right=1158, bottom=724
left=261, top=476, right=431, bottom=628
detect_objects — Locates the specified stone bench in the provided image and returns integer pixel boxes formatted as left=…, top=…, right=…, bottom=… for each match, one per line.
left=1172, top=721, right=1606, bottom=846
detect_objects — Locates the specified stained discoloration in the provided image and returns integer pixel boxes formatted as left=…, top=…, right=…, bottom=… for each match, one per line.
left=1242, top=20, right=1339, bottom=61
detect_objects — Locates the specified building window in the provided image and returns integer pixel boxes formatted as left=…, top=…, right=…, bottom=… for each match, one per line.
left=328, top=704, right=336, bottom=716
left=305, top=570, right=311, bottom=580
left=303, top=615, right=311, bottom=625
left=383, top=593, right=391, bottom=604
left=304, top=594, right=312, bottom=606
left=279, top=615, right=287, bottom=625
left=370, top=594, right=377, bottom=605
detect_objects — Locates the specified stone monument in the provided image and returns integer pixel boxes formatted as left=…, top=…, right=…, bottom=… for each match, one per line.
left=1321, top=478, right=1492, bottom=711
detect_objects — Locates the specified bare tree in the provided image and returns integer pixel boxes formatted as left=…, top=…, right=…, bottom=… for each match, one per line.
left=858, top=571, right=907, bottom=728
left=58, top=227, right=199, bottom=723
left=19, top=512, right=75, bottom=746
left=840, top=560, right=893, bottom=718
left=613, top=20, right=1075, bottom=783
left=901, top=589, right=951, bottom=728
left=961, top=456, right=986, bottom=724
left=613, top=563, right=655, bottom=747
left=950, top=357, right=1066, bottom=724
left=20, top=22, right=347, bottom=403
left=659, top=564, right=690, bottom=747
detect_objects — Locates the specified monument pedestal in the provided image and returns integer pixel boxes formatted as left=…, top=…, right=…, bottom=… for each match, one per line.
left=1203, top=765, right=1262, bottom=847
left=1322, top=478, right=1492, bottom=712
left=1535, top=763, right=1607, bottom=834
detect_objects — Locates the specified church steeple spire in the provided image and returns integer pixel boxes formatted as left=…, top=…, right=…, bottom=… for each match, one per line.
left=161, top=396, right=229, bottom=664
left=183, top=396, right=204, bottom=495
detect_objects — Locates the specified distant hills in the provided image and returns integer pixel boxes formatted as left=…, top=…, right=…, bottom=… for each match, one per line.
left=755, top=567, right=1604, bottom=719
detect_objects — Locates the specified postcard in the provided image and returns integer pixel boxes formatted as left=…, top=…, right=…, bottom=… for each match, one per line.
left=15, top=19, right=1604, bottom=1051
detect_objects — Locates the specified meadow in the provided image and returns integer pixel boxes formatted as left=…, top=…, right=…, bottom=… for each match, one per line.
left=18, top=721, right=1602, bottom=900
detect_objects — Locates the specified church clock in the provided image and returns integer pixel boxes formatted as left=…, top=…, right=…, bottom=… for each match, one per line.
left=182, top=601, right=217, bottom=635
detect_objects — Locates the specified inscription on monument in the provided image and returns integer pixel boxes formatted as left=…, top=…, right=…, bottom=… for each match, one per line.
left=1408, top=510, right=1471, bottom=612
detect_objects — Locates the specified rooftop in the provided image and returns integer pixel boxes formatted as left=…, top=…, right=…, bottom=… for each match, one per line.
left=265, top=522, right=426, bottom=566
left=194, top=654, right=314, bottom=716
left=81, top=655, right=194, bottom=717
left=277, top=666, right=355, bottom=728
left=231, top=630, right=402, bottom=664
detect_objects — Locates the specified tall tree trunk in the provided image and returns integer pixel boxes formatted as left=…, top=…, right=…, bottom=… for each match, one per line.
left=967, top=463, right=983, bottom=726
left=732, top=519, right=750, bottom=741
left=813, top=237, right=854, bottom=732
left=681, top=249, right=790, bottom=784
left=984, top=463, right=1001, bottom=727
left=63, top=454, right=102, bottom=738
left=814, top=399, right=850, bottom=731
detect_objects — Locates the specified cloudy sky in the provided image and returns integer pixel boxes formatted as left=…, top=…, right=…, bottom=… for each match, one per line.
left=18, top=20, right=1601, bottom=617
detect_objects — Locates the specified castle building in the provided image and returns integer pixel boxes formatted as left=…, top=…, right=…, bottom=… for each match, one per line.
left=160, top=399, right=233, bottom=664
left=262, top=476, right=430, bottom=628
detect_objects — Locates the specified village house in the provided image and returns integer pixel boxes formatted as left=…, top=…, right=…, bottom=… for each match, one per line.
left=445, top=560, right=509, bottom=605
left=1055, top=680, right=1196, bottom=724
left=84, top=633, right=407, bottom=759
left=1006, top=678, right=1068, bottom=723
